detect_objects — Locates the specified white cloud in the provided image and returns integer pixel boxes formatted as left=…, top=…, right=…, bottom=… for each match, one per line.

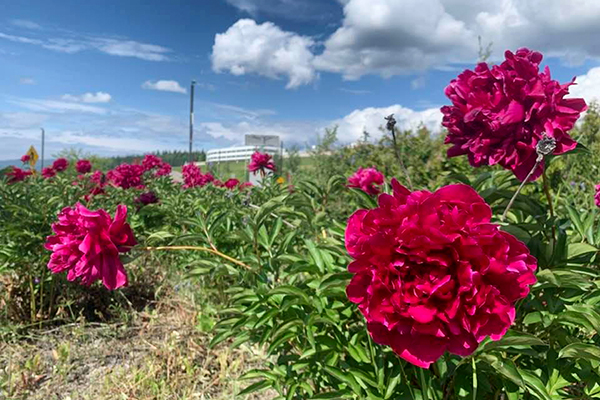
left=0, top=112, right=48, bottom=129
left=0, top=31, right=172, bottom=61
left=411, top=76, right=426, bottom=89
left=8, top=98, right=108, bottom=114
left=11, top=19, right=42, bottom=30
left=142, top=80, right=187, bottom=94
left=567, top=67, right=600, bottom=104
left=93, top=39, right=171, bottom=61
left=340, top=88, right=371, bottom=95
left=19, top=77, right=35, bottom=85
left=332, top=104, right=443, bottom=143
left=213, top=1, right=600, bottom=86
left=61, top=92, right=112, bottom=103
left=211, top=19, right=317, bottom=89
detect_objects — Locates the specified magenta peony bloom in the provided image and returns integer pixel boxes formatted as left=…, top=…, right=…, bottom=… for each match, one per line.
left=5, top=166, right=32, bottom=184
left=53, top=158, right=69, bottom=172
left=90, top=170, right=106, bottom=185
left=240, top=182, right=253, bottom=190
left=107, top=164, right=145, bottom=189
left=141, top=154, right=163, bottom=171
left=42, top=167, right=56, bottom=179
left=224, top=178, right=240, bottom=189
left=76, top=159, right=92, bottom=174
left=181, top=164, right=214, bottom=188
left=155, top=162, right=172, bottom=177
left=21, top=154, right=31, bottom=163
left=135, top=191, right=159, bottom=206
left=347, top=167, right=385, bottom=195
left=442, top=48, right=587, bottom=182
left=345, top=179, right=537, bottom=368
left=44, top=204, right=137, bottom=290
left=595, top=184, right=600, bottom=208
left=248, top=152, right=276, bottom=174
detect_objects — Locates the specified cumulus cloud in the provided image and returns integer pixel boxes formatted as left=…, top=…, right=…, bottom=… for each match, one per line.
left=213, top=1, right=600, bottom=86
left=61, top=92, right=112, bottom=103
left=331, top=105, right=443, bottom=143
left=568, top=67, right=600, bottom=104
left=211, top=19, right=317, bottom=89
left=142, top=80, right=187, bottom=94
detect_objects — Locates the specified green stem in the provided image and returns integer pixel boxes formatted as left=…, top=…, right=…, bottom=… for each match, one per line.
left=472, top=357, right=478, bottom=400
left=399, top=361, right=416, bottom=400
left=141, top=245, right=251, bottom=269
left=542, top=169, right=557, bottom=245
left=29, top=274, right=36, bottom=324
left=420, top=368, right=430, bottom=400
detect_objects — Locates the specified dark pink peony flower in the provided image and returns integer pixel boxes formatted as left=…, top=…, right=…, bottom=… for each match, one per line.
left=348, top=167, right=385, bottom=195
left=44, top=204, right=137, bottom=290
left=155, top=162, right=172, bottom=177
left=248, top=152, right=276, bottom=174
left=21, top=154, right=31, bottom=163
left=76, top=159, right=92, bottom=174
left=90, top=170, right=106, bottom=185
left=345, top=179, right=537, bottom=368
left=224, top=178, right=240, bottom=189
left=182, top=164, right=214, bottom=188
left=595, top=185, right=600, bottom=208
left=240, top=182, right=253, bottom=190
left=53, top=158, right=69, bottom=172
left=107, top=164, right=145, bottom=189
left=141, top=154, right=163, bottom=171
left=442, top=48, right=587, bottom=182
left=6, top=166, right=32, bottom=184
left=135, top=191, right=159, bottom=206
left=42, top=167, right=56, bottom=179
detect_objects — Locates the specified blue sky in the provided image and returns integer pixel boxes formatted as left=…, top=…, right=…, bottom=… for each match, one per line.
left=2, top=0, right=600, bottom=160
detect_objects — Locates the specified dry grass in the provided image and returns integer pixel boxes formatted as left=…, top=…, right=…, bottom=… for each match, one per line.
left=0, top=293, right=276, bottom=400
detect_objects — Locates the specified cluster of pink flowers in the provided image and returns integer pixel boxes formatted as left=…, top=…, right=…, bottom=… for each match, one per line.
left=44, top=204, right=137, bottom=290
left=441, top=48, right=586, bottom=182
left=345, top=180, right=537, bottom=368
left=181, top=164, right=215, bottom=188
left=20, top=154, right=31, bottom=163
left=347, top=167, right=385, bottom=195
left=155, top=162, right=172, bottom=177
left=76, top=159, right=92, bottom=174
left=6, top=166, right=32, bottom=184
left=595, top=184, right=600, bottom=208
left=248, top=152, right=276, bottom=175
left=141, top=154, right=171, bottom=177
left=107, top=164, right=145, bottom=189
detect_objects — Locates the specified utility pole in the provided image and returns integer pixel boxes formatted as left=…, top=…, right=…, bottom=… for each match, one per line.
left=188, top=80, right=196, bottom=164
left=41, top=128, right=45, bottom=170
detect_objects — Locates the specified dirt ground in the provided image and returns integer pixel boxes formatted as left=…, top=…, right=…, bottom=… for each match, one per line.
left=0, top=295, right=276, bottom=400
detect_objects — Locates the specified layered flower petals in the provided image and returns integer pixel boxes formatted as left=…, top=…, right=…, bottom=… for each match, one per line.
left=442, top=48, right=586, bottom=181
left=347, top=167, right=385, bottom=196
left=345, top=180, right=537, bottom=368
left=45, top=203, right=137, bottom=290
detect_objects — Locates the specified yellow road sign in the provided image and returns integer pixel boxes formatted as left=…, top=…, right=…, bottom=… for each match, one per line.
left=26, top=146, right=39, bottom=167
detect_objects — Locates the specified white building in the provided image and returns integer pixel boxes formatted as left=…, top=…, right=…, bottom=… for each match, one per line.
left=206, top=145, right=282, bottom=163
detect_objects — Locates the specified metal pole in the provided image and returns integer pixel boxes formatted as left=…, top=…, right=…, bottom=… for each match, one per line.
left=188, top=80, right=196, bottom=164
left=41, top=128, right=45, bottom=170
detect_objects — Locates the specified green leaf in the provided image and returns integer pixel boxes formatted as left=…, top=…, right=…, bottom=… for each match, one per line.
left=238, top=380, right=272, bottom=396
left=519, top=370, right=553, bottom=400
left=558, top=343, right=600, bottom=362
left=567, top=242, right=598, bottom=259
left=480, top=330, right=547, bottom=351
